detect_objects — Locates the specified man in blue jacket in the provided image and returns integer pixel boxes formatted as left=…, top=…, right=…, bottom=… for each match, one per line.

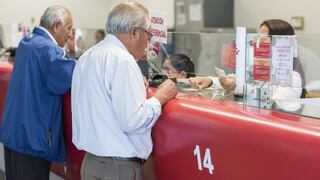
left=0, top=5, right=75, bottom=180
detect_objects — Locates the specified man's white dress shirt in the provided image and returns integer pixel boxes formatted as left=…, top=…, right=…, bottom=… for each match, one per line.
left=72, top=34, right=161, bottom=159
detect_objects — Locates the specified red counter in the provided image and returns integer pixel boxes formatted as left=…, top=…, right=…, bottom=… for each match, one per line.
left=149, top=89, right=320, bottom=180
left=1, top=61, right=320, bottom=180
left=0, top=61, right=12, bottom=118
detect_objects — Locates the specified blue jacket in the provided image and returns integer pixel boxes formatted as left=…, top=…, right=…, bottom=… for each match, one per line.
left=0, top=27, right=75, bottom=162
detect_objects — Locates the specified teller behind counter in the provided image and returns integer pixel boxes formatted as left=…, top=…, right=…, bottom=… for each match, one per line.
left=148, top=52, right=234, bottom=100
left=149, top=53, right=194, bottom=87
left=186, top=19, right=320, bottom=119
left=161, top=53, right=195, bottom=79
left=189, top=19, right=305, bottom=113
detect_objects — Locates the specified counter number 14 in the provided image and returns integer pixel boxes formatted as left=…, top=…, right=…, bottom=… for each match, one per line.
left=193, top=145, right=214, bottom=174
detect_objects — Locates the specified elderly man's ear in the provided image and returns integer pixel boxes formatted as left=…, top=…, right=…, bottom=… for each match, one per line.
left=52, top=21, right=62, bottom=32
left=130, top=28, right=138, bottom=39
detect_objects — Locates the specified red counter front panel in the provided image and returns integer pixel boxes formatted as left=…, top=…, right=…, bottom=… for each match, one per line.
left=150, top=91, right=320, bottom=180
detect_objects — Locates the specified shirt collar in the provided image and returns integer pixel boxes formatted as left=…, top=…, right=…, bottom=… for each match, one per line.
left=103, top=34, right=128, bottom=52
left=38, top=26, right=58, bottom=45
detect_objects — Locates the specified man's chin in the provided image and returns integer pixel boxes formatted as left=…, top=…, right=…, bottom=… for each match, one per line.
left=132, top=53, right=145, bottom=60
left=60, top=42, right=67, bottom=48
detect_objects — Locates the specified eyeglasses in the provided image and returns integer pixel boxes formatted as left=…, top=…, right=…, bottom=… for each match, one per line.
left=162, top=68, right=178, bottom=75
left=140, top=28, right=153, bottom=41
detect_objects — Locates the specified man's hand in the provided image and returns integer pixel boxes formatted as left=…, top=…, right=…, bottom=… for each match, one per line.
left=219, top=76, right=236, bottom=91
left=189, top=77, right=213, bottom=89
left=153, top=79, right=177, bottom=106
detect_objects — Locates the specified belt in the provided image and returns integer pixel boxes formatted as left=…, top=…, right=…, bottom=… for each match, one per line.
left=109, top=157, right=146, bottom=165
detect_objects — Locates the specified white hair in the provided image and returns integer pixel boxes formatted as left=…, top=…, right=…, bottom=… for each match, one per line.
left=40, top=5, right=71, bottom=28
left=106, top=2, right=150, bottom=34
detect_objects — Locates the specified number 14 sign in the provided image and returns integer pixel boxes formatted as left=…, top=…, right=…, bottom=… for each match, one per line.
left=193, top=145, right=215, bottom=175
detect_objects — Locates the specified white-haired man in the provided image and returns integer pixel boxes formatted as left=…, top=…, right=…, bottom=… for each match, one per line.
left=72, top=2, right=177, bottom=180
left=0, top=5, right=75, bottom=180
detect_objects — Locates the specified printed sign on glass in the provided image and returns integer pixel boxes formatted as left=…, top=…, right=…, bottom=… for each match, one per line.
left=149, top=10, right=167, bottom=44
left=253, top=37, right=271, bottom=82
left=221, top=44, right=236, bottom=69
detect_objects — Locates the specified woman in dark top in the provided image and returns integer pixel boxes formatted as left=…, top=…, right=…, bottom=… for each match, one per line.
left=260, top=19, right=306, bottom=98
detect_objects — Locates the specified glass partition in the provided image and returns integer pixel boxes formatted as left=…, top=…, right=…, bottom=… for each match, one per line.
left=244, top=34, right=299, bottom=110
left=6, top=27, right=317, bottom=119
left=295, top=35, right=320, bottom=118
left=244, top=34, right=320, bottom=118
left=146, top=32, right=320, bottom=119
left=147, top=32, right=236, bottom=100
left=148, top=32, right=236, bottom=76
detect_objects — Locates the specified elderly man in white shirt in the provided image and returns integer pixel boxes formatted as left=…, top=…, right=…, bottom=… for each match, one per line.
left=71, top=2, right=177, bottom=180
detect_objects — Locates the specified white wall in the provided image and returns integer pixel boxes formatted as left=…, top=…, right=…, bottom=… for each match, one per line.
left=0, top=0, right=174, bottom=47
left=235, top=0, right=320, bottom=35
left=1, top=0, right=320, bottom=47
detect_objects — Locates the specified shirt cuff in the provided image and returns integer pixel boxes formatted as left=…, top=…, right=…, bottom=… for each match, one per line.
left=146, top=97, right=162, bottom=128
left=208, top=76, right=222, bottom=89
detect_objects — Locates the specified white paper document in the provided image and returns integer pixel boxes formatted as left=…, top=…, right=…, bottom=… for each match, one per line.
left=271, top=36, right=294, bottom=86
